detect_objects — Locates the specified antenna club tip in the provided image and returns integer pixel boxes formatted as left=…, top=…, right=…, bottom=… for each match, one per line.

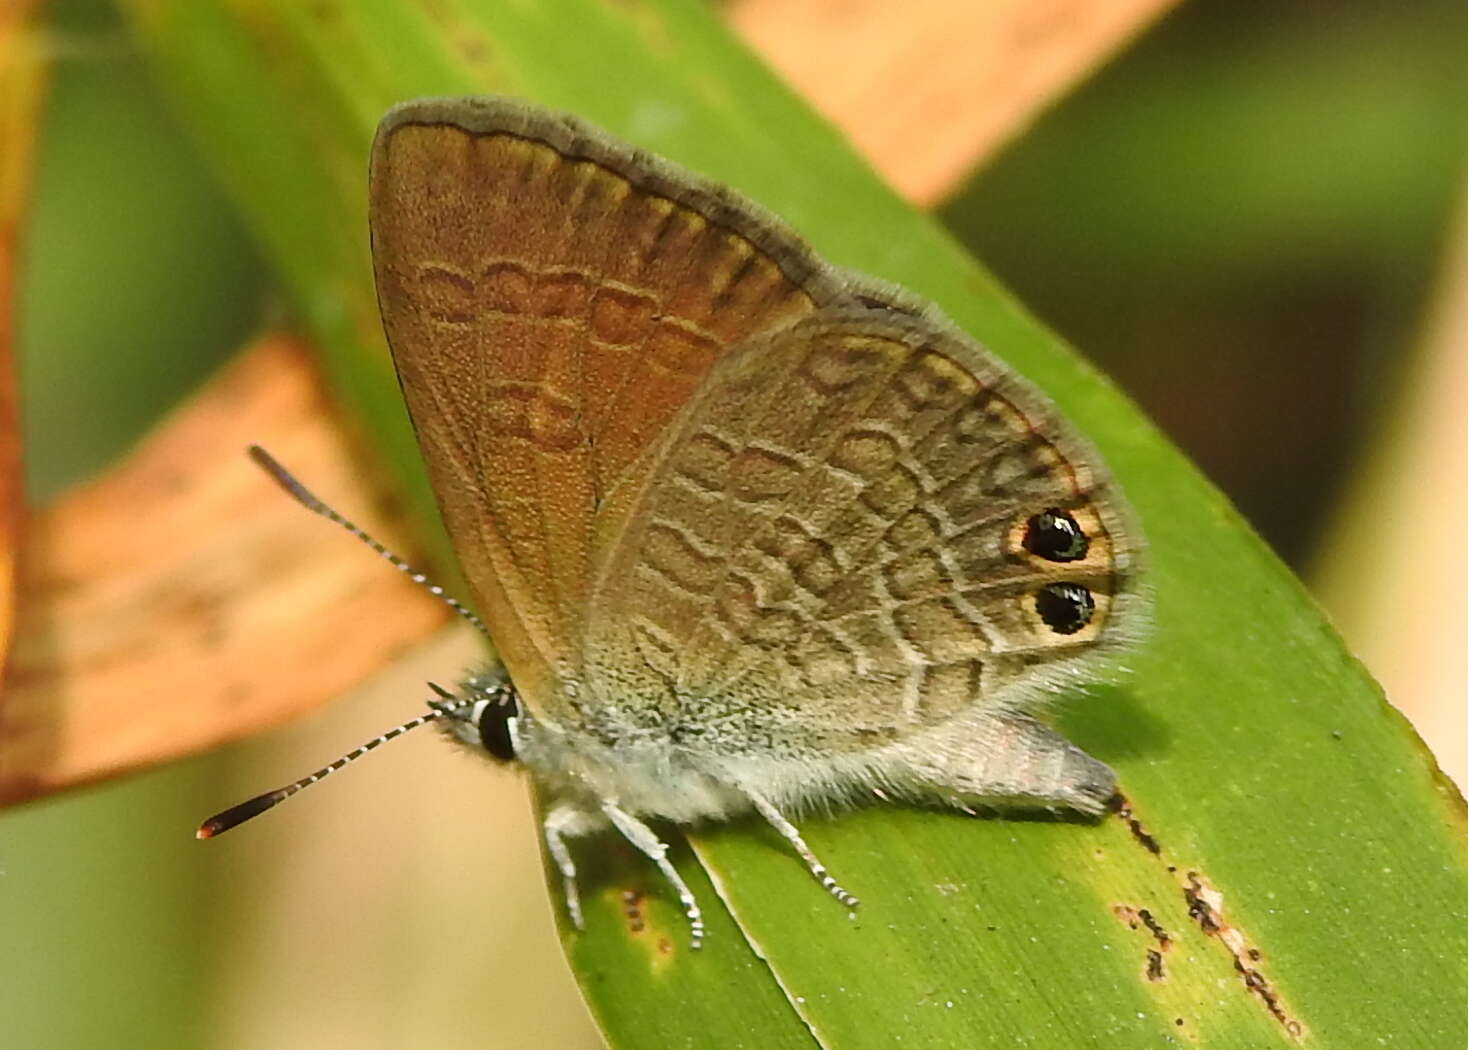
left=247, top=445, right=283, bottom=473
left=196, top=815, right=231, bottom=839
left=195, top=790, right=284, bottom=838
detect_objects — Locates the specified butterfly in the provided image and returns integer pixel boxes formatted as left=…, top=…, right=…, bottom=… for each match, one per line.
left=202, top=97, right=1146, bottom=950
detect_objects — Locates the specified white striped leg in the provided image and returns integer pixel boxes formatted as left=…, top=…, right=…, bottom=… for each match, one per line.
left=542, top=803, right=602, bottom=931
left=602, top=803, right=706, bottom=949
left=746, top=789, right=860, bottom=909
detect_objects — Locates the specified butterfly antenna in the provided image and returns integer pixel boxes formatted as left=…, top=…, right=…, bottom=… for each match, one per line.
left=248, top=444, right=488, bottom=637
left=196, top=691, right=468, bottom=839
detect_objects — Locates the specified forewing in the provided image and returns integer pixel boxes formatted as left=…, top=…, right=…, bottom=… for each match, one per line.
left=369, top=98, right=849, bottom=709
left=585, top=308, right=1143, bottom=753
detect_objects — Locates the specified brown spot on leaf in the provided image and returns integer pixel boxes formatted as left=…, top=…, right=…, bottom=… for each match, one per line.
left=1138, top=908, right=1172, bottom=950
left=1112, top=902, right=1172, bottom=982
left=621, top=889, right=645, bottom=935
left=1146, top=948, right=1165, bottom=982
left=1183, top=872, right=1305, bottom=1038
left=1111, top=797, right=1306, bottom=1038
left=1113, top=793, right=1162, bottom=856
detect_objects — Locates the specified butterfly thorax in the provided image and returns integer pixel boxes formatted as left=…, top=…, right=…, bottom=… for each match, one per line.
left=509, top=692, right=757, bottom=825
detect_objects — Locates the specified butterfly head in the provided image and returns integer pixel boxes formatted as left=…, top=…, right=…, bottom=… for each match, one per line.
left=431, top=670, right=521, bottom=763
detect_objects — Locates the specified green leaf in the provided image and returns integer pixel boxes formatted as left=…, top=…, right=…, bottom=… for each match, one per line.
left=119, top=1, right=1468, bottom=1046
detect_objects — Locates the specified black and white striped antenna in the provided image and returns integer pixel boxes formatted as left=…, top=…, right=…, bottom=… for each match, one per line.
left=196, top=690, right=469, bottom=838
left=246, top=444, right=488, bottom=637
left=196, top=447, right=491, bottom=840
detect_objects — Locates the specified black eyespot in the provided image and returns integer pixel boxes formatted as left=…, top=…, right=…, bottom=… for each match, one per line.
left=1035, top=582, right=1096, bottom=635
left=1023, top=508, right=1089, bottom=562
left=478, top=696, right=518, bottom=762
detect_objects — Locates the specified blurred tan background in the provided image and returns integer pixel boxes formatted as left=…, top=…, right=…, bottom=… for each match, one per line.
left=5, top=0, right=1467, bottom=1047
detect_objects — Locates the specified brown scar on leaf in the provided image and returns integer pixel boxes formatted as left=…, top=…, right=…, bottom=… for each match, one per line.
left=1111, top=903, right=1172, bottom=981
left=1113, top=795, right=1306, bottom=1038
left=622, top=889, right=646, bottom=934
left=1139, top=908, right=1172, bottom=950
left=606, top=883, right=681, bottom=970
left=1111, top=793, right=1162, bottom=855
left=1146, top=948, right=1165, bottom=982
left=1110, top=904, right=1172, bottom=950
left=1183, top=871, right=1304, bottom=1038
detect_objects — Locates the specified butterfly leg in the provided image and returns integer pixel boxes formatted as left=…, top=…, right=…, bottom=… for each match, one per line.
left=543, top=802, right=602, bottom=931
left=745, top=789, right=860, bottom=910
left=602, top=802, right=706, bottom=949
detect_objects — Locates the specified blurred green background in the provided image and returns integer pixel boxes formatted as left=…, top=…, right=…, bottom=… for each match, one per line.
left=5, top=0, right=1466, bottom=1047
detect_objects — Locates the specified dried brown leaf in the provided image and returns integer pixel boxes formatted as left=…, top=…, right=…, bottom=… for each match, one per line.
left=730, top=0, right=1177, bottom=204
left=0, top=0, right=47, bottom=681
left=0, top=333, right=448, bottom=805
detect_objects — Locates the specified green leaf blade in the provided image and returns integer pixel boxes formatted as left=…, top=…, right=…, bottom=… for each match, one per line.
left=118, top=1, right=1468, bottom=1046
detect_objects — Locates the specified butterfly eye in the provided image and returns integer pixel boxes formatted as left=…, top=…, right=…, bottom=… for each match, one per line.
left=1023, top=508, right=1089, bottom=562
left=1034, top=582, right=1096, bottom=635
left=477, top=696, right=518, bottom=761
